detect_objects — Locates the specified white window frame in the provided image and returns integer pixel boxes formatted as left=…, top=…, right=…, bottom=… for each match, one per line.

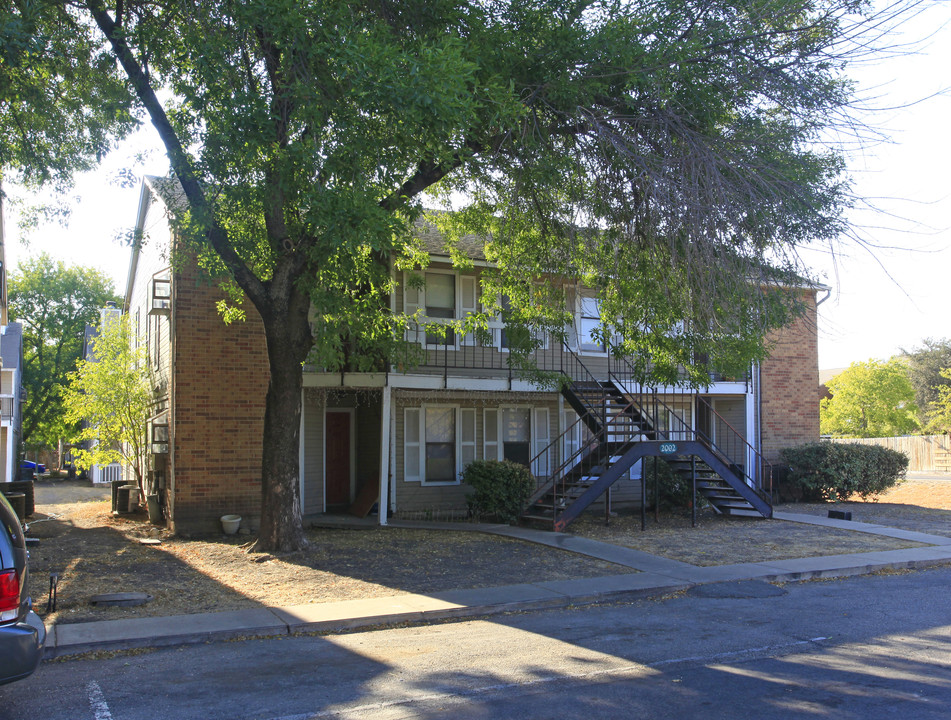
left=483, top=405, right=550, bottom=476
left=403, top=404, right=475, bottom=486
left=403, top=270, right=475, bottom=349
left=577, top=288, right=607, bottom=355
left=494, top=292, right=550, bottom=354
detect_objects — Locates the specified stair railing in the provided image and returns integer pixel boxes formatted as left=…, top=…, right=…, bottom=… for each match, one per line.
left=693, top=395, right=773, bottom=500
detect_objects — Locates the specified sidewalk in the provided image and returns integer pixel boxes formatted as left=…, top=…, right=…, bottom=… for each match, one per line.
left=44, top=513, right=951, bottom=658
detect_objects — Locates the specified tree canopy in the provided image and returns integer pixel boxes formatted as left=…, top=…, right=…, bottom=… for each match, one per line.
left=902, top=338, right=951, bottom=431
left=9, top=254, right=120, bottom=448
left=0, top=0, right=925, bottom=550
left=820, top=359, right=919, bottom=438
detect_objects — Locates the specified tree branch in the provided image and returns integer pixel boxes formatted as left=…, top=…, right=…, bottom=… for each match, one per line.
left=86, top=0, right=271, bottom=309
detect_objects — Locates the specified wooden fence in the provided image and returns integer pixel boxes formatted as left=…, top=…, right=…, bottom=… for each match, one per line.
left=830, top=435, right=951, bottom=473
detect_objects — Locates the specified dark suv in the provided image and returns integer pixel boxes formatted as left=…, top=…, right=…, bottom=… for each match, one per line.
left=0, top=492, right=45, bottom=685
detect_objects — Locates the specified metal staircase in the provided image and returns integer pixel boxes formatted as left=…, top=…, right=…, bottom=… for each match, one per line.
left=520, top=347, right=773, bottom=531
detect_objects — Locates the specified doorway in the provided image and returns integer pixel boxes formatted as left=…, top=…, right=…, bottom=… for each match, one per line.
left=324, top=409, right=354, bottom=509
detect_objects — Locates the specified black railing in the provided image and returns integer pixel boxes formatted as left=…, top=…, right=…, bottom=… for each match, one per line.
left=0, top=396, right=13, bottom=421
left=393, top=325, right=750, bottom=387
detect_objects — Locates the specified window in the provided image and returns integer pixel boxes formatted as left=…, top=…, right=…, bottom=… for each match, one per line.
left=425, top=272, right=455, bottom=345
left=425, top=406, right=455, bottom=483
left=502, top=407, right=531, bottom=466
left=404, top=405, right=476, bottom=485
left=579, top=292, right=604, bottom=353
left=404, top=271, right=477, bottom=347
left=484, top=406, right=550, bottom=476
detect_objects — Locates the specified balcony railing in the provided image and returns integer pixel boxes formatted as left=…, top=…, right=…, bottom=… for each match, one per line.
left=393, top=323, right=750, bottom=387
left=0, top=396, right=14, bottom=421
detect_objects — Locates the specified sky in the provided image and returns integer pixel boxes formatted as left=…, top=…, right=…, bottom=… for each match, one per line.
left=3, top=2, right=950, bottom=372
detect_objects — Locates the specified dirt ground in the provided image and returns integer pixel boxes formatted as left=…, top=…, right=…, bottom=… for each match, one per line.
left=24, top=473, right=949, bottom=626
left=776, top=474, right=951, bottom=537
left=26, top=497, right=628, bottom=626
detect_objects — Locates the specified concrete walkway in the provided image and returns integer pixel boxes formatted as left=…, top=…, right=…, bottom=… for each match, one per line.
left=44, top=513, right=951, bottom=658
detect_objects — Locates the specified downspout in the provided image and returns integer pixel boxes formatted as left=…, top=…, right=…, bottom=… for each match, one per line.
left=168, top=267, right=177, bottom=532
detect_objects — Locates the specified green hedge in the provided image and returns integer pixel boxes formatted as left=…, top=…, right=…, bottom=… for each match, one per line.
left=779, top=442, right=908, bottom=502
left=462, top=460, right=536, bottom=523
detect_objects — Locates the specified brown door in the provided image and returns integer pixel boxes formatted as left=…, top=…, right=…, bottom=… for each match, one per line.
left=325, top=411, right=352, bottom=507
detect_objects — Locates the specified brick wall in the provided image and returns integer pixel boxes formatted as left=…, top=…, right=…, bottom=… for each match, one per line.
left=170, top=264, right=269, bottom=534
left=760, top=292, right=820, bottom=463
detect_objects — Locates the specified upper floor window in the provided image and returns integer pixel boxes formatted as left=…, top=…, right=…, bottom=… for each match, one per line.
left=425, top=272, right=455, bottom=346
left=578, top=292, right=604, bottom=353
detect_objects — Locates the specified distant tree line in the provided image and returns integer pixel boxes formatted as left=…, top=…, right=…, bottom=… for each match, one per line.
left=821, top=338, right=951, bottom=438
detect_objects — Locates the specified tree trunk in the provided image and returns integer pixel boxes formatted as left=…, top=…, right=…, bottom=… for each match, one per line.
left=254, top=287, right=313, bottom=553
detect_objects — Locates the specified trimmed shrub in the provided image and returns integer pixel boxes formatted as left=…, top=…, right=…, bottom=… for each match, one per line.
left=779, top=442, right=908, bottom=502
left=462, top=460, right=536, bottom=523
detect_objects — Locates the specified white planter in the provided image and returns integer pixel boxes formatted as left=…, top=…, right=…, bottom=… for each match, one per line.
left=220, top=514, right=242, bottom=535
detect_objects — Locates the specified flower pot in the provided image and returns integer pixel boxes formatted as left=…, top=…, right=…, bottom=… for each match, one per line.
left=220, top=514, right=242, bottom=535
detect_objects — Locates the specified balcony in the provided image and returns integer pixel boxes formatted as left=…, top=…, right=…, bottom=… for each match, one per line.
left=393, top=323, right=750, bottom=389
left=1, top=395, right=14, bottom=421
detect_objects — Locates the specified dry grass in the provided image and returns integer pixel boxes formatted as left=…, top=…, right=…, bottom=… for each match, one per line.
left=26, top=498, right=628, bottom=626
left=779, top=474, right=951, bottom=537
left=25, top=473, right=950, bottom=625
left=568, top=472, right=950, bottom=565
left=568, top=510, right=924, bottom=566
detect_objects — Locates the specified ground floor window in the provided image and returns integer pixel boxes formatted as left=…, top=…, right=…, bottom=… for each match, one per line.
left=484, top=406, right=551, bottom=476
left=404, top=405, right=476, bottom=485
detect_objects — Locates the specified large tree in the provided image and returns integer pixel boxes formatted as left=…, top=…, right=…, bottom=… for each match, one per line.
left=902, top=338, right=951, bottom=430
left=1, top=0, right=924, bottom=550
left=9, top=254, right=120, bottom=448
left=820, top=359, right=919, bottom=438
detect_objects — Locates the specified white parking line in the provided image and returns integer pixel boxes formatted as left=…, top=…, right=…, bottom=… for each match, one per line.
left=86, top=681, right=114, bottom=720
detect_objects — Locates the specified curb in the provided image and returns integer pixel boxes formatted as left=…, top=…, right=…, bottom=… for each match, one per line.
left=43, top=551, right=951, bottom=659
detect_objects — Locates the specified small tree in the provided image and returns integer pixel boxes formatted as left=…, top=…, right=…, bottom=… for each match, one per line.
left=820, top=359, right=919, bottom=438
left=63, top=316, right=152, bottom=492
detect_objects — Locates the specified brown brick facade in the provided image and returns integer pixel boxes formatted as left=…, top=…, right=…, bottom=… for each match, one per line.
left=169, top=264, right=269, bottom=534
left=760, top=293, right=820, bottom=463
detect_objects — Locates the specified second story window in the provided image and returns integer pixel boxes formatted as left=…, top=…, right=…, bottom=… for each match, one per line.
left=425, top=272, right=455, bottom=345
left=579, top=293, right=604, bottom=353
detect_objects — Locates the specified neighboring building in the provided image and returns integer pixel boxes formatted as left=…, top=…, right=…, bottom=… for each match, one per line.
left=0, top=194, right=25, bottom=483
left=126, top=177, right=823, bottom=534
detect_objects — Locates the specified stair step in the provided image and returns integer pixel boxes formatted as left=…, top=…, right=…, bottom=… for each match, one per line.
left=701, top=493, right=745, bottom=501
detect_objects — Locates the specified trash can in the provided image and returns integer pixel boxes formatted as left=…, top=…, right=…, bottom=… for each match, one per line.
left=4, top=492, right=25, bottom=522
left=111, top=479, right=126, bottom=513
left=0, top=480, right=34, bottom=517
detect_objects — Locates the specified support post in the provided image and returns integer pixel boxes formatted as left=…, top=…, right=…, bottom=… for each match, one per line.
left=691, top=456, right=697, bottom=528
left=378, top=384, right=391, bottom=526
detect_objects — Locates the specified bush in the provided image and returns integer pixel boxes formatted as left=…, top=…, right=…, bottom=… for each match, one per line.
left=642, top=458, right=707, bottom=514
left=462, top=460, right=536, bottom=523
left=779, top=442, right=908, bottom=502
